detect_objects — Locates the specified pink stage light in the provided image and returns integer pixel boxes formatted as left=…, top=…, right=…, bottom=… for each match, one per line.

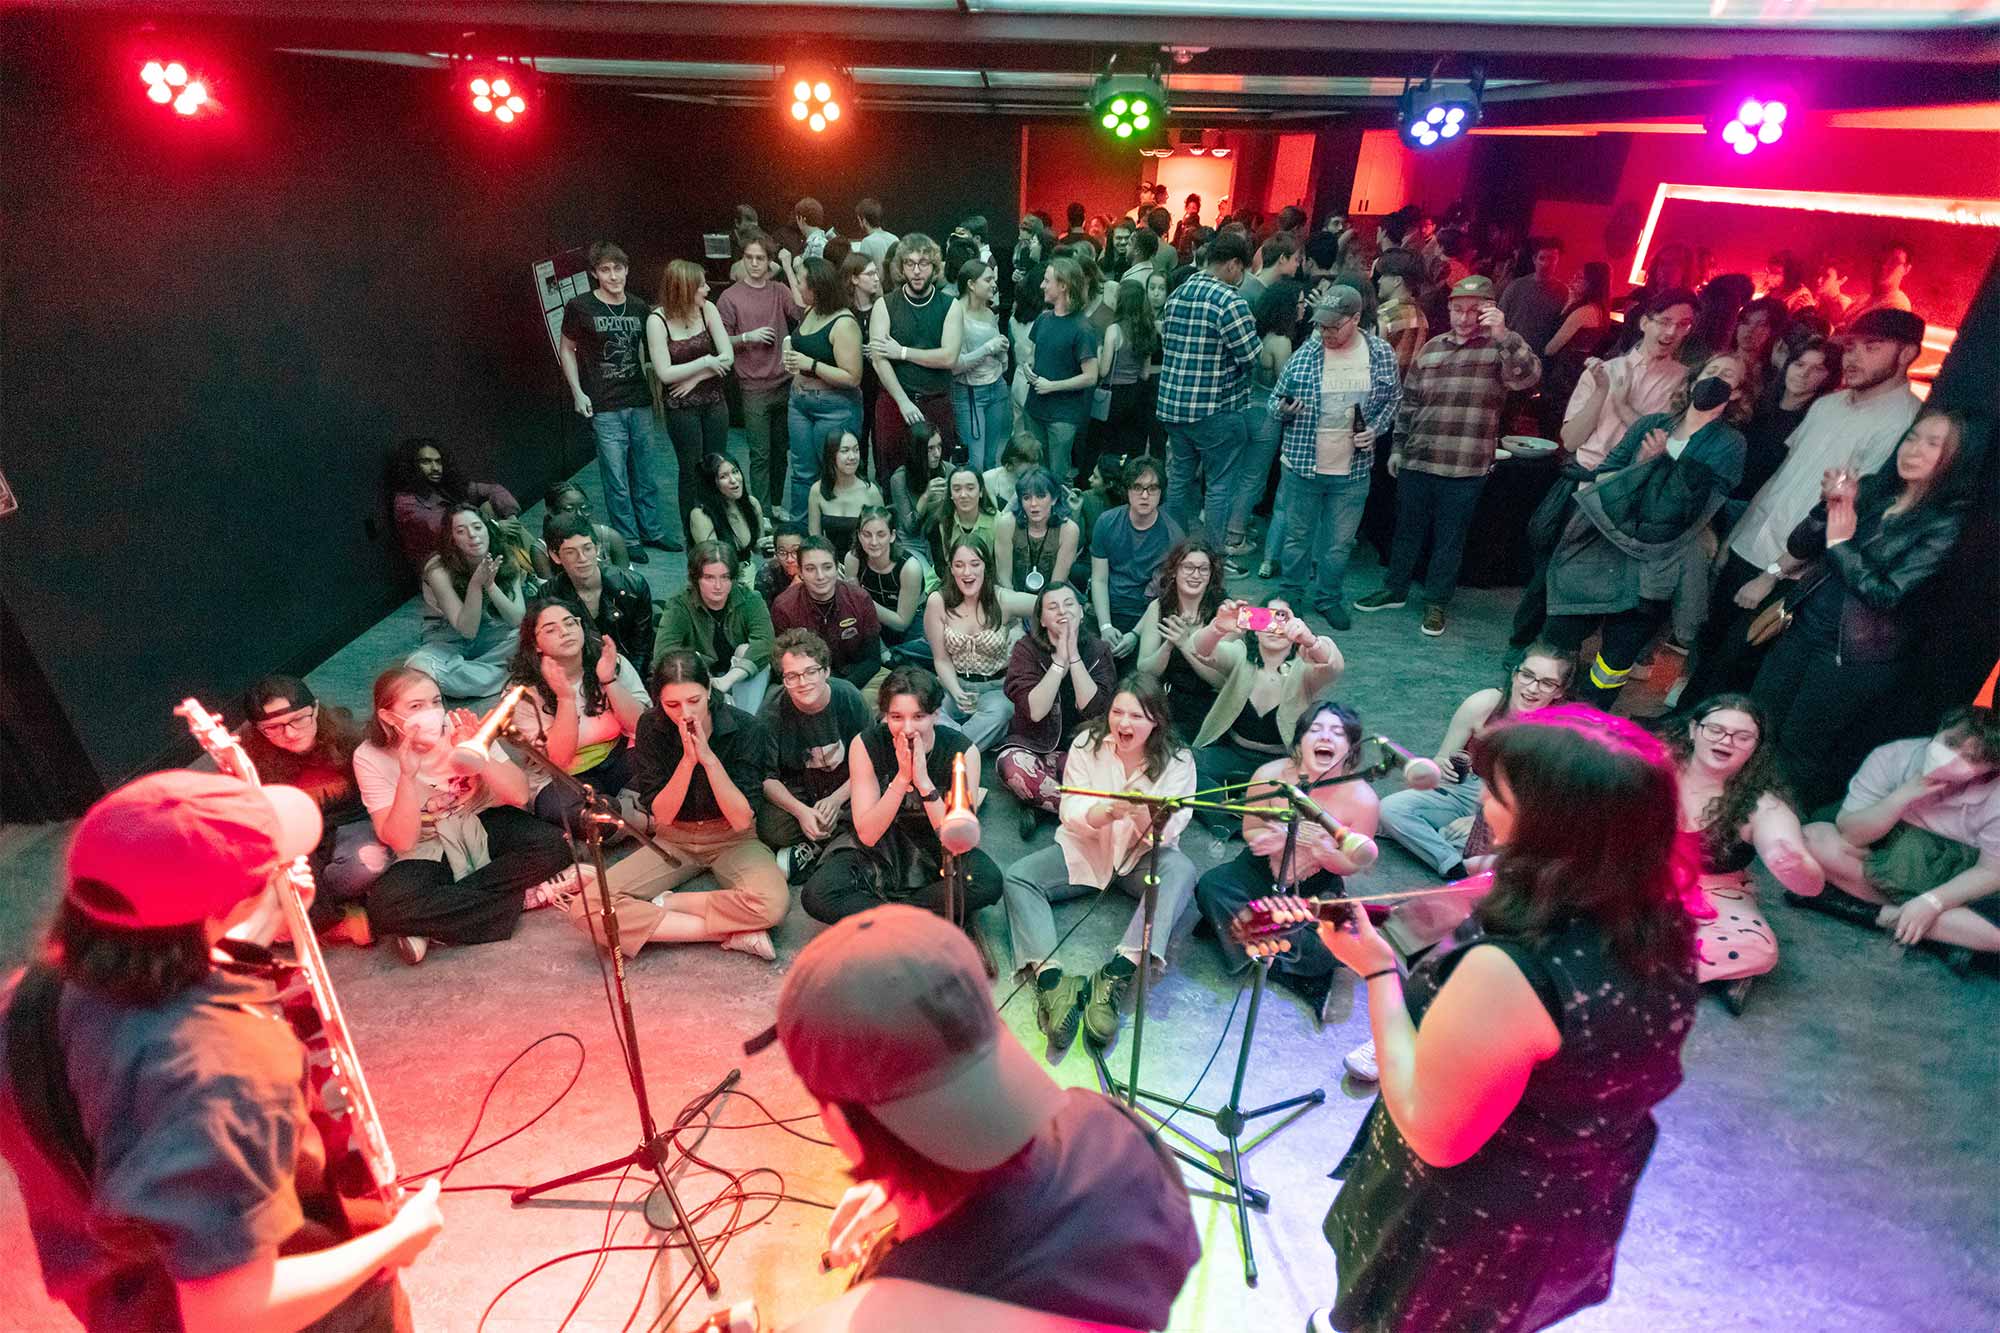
left=141, top=58, right=210, bottom=115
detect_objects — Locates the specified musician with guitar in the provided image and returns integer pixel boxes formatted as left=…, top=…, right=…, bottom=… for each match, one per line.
left=0, top=771, right=444, bottom=1332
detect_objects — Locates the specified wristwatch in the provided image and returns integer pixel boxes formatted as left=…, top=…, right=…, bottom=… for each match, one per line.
left=1763, top=561, right=1786, bottom=578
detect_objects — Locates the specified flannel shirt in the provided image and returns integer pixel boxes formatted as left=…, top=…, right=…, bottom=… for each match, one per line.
left=1155, top=271, right=1260, bottom=425
left=1268, top=332, right=1402, bottom=482
left=1394, top=329, right=1542, bottom=479
left=1376, top=298, right=1428, bottom=377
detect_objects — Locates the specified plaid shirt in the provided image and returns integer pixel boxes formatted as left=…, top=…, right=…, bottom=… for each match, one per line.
left=1269, top=332, right=1402, bottom=481
left=1155, top=271, right=1260, bottom=424
left=1376, top=297, right=1428, bottom=377
left=1394, top=329, right=1542, bottom=479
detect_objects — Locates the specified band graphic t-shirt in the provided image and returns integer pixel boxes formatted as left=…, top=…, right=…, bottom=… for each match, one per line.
left=760, top=679, right=871, bottom=804
left=562, top=293, right=654, bottom=411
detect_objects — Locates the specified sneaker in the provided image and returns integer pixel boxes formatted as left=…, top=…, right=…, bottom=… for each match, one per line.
left=1343, top=1037, right=1379, bottom=1082
left=1660, top=636, right=1690, bottom=655
left=1016, top=805, right=1040, bottom=841
left=1034, top=969, right=1085, bottom=1048
left=525, top=864, right=593, bottom=912
left=721, top=929, right=777, bottom=961
left=1315, top=602, right=1352, bottom=632
left=629, top=547, right=652, bottom=565
left=1257, top=559, right=1277, bottom=580
left=1082, top=955, right=1139, bottom=1047
left=392, top=935, right=429, bottom=966
left=321, top=904, right=374, bottom=949
left=1223, top=557, right=1251, bottom=578
left=790, top=841, right=823, bottom=884
left=1421, top=605, right=1447, bottom=637
left=1224, top=535, right=1255, bottom=556
left=777, top=845, right=795, bottom=879
left=1353, top=588, right=1406, bottom=613
left=1307, top=1307, right=1339, bottom=1333
left=644, top=536, right=685, bottom=553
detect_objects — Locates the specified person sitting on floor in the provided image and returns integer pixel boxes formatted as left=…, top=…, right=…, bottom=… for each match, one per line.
left=926, top=464, right=1001, bottom=573
left=798, top=666, right=1004, bottom=934
left=759, top=628, right=873, bottom=882
left=757, top=522, right=806, bottom=603
left=1090, top=456, right=1185, bottom=659
left=981, top=432, right=1042, bottom=515
left=352, top=666, right=574, bottom=966
left=924, top=535, right=1035, bottom=749
left=530, top=482, right=630, bottom=581
left=995, top=584, right=1116, bottom=838
left=388, top=435, right=523, bottom=570
left=992, top=466, right=1082, bottom=595
left=407, top=504, right=532, bottom=698
left=1800, top=706, right=2000, bottom=966
left=1186, top=598, right=1344, bottom=830
left=543, top=512, right=655, bottom=670
left=844, top=505, right=929, bottom=660
left=772, top=537, right=884, bottom=692
left=655, top=540, right=776, bottom=715
left=686, top=453, right=770, bottom=578
left=807, top=429, right=885, bottom=566
left=506, top=599, right=647, bottom=834
left=1135, top=538, right=1231, bottom=743
left=237, top=674, right=385, bottom=946
left=561, top=650, right=789, bottom=962
left=1193, top=700, right=1379, bottom=1023
left=1001, top=675, right=1199, bottom=1052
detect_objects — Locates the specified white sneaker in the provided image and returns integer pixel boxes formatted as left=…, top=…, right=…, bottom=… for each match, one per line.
left=720, top=929, right=777, bottom=961
left=1343, top=1038, right=1379, bottom=1082
left=777, top=846, right=795, bottom=878
left=524, top=863, right=594, bottom=912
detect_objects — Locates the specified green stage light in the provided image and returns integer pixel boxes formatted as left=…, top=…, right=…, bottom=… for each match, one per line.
left=1090, top=62, right=1168, bottom=141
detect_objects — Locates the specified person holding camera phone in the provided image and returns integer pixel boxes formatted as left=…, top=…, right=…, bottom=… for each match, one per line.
left=1185, top=597, right=1344, bottom=831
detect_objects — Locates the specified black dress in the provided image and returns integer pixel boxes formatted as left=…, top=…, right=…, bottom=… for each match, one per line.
left=1326, top=914, right=1697, bottom=1333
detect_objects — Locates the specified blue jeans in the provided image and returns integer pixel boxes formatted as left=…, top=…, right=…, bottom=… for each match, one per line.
left=1383, top=468, right=1487, bottom=608
left=1164, top=407, right=1250, bottom=543
left=1279, top=467, right=1373, bottom=612
left=1377, top=778, right=1484, bottom=877
left=953, top=378, right=1013, bottom=475
left=1232, top=404, right=1283, bottom=543
left=1022, top=414, right=1082, bottom=486
left=786, top=386, right=862, bottom=516
left=590, top=407, right=668, bottom=544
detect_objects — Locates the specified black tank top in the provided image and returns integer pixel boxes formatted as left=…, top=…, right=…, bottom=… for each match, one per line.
left=885, top=286, right=951, bottom=397
left=794, top=309, right=856, bottom=377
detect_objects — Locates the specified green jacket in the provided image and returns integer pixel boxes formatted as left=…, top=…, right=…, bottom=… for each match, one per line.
left=651, top=584, right=774, bottom=675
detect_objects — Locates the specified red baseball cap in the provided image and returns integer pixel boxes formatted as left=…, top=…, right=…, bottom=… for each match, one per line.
left=65, top=771, right=323, bottom=929
left=776, top=905, right=1065, bottom=1172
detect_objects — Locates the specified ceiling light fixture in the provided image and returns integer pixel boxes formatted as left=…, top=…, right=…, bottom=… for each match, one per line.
left=1091, top=55, right=1168, bottom=141
left=1397, top=63, right=1483, bottom=150
left=453, top=53, right=536, bottom=126
left=780, top=63, right=851, bottom=135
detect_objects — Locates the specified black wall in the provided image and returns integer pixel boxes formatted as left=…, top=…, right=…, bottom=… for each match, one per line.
left=0, top=15, right=1020, bottom=787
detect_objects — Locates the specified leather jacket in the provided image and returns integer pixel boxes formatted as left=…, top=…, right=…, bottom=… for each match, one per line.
left=549, top=565, right=656, bottom=671
left=1786, top=473, right=1964, bottom=665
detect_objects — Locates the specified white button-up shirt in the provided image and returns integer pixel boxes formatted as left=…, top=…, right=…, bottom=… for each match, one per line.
left=1055, top=735, right=1197, bottom=887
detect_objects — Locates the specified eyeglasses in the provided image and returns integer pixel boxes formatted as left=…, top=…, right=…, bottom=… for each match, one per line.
left=255, top=707, right=315, bottom=737
left=781, top=664, right=829, bottom=687
left=1128, top=482, right=1162, bottom=495
left=1513, top=667, right=1564, bottom=693
left=1697, top=721, right=1759, bottom=746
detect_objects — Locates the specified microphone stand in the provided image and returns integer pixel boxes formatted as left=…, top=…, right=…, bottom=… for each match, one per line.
left=498, top=726, right=725, bottom=1296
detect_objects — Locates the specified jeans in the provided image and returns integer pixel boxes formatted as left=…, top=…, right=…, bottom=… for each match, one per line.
left=1279, top=467, right=1373, bottom=613
left=726, top=664, right=772, bottom=717
left=739, top=381, right=792, bottom=508
left=941, top=677, right=1013, bottom=750
left=1001, top=840, right=1200, bottom=976
left=787, top=386, right=862, bottom=517
left=1685, top=551, right=1776, bottom=702
left=952, top=377, right=1013, bottom=475
left=1022, top=413, right=1082, bottom=486
left=1164, top=407, right=1251, bottom=543
left=1231, top=404, right=1283, bottom=542
left=590, top=407, right=668, bottom=544
left=1382, top=468, right=1487, bottom=608
left=1377, top=778, right=1484, bottom=878
left=1195, top=847, right=1341, bottom=978
left=661, top=398, right=731, bottom=539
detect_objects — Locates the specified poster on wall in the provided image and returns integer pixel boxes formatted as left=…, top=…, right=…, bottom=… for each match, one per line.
left=533, top=247, right=594, bottom=365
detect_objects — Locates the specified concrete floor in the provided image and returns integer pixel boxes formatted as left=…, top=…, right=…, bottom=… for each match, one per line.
left=3, top=457, right=1996, bottom=1332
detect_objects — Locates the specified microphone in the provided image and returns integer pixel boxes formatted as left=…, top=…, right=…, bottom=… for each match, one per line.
left=1370, top=734, right=1442, bottom=790
left=450, top=684, right=529, bottom=772
left=1286, top=785, right=1379, bottom=869
left=686, top=1300, right=758, bottom=1332
left=939, top=751, right=981, bottom=854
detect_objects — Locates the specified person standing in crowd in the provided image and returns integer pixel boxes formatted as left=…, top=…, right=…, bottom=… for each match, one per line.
left=1355, top=275, right=1541, bottom=638
left=995, top=584, right=1115, bottom=837
left=793, top=196, right=828, bottom=262
left=758, top=628, right=872, bottom=880
left=686, top=452, right=771, bottom=580
left=1194, top=701, right=1379, bottom=1022
left=867, top=234, right=964, bottom=483
left=1186, top=598, right=1344, bottom=829
left=646, top=259, right=735, bottom=542
left=782, top=258, right=865, bottom=522
left=845, top=506, right=927, bottom=656
left=806, top=429, right=883, bottom=565
left=843, top=251, right=886, bottom=463
left=1372, top=250, right=1430, bottom=379
left=1156, top=231, right=1260, bottom=545
left=1762, top=250, right=1817, bottom=314
left=532, top=483, right=630, bottom=580
left=565, top=651, right=788, bottom=963
left=1021, top=257, right=1101, bottom=484
left=797, top=668, right=1005, bottom=929
left=1541, top=354, right=1752, bottom=710
left=1091, top=455, right=1185, bottom=657
left=992, top=466, right=1080, bottom=595
left=1093, top=278, right=1161, bottom=462
left=560, top=242, right=674, bottom=556
left=1732, top=297, right=1790, bottom=384
left=1751, top=411, right=1970, bottom=809
left=237, top=675, right=384, bottom=944
left=1003, top=676, right=1201, bottom=1049
left=1498, top=236, right=1568, bottom=365
left=1847, top=240, right=1914, bottom=322
left=1559, top=288, right=1700, bottom=469
left=924, top=535, right=1032, bottom=749
left=1734, top=334, right=1836, bottom=513
left=1270, top=288, right=1402, bottom=632
left=353, top=667, right=574, bottom=965
left=1802, top=706, right=2000, bottom=961
left=775, top=903, right=1200, bottom=1327
left=1171, top=193, right=1204, bottom=260
left=773, top=536, right=884, bottom=692
left=1814, top=259, right=1855, bottom=327
left=1308, top=706, right=1697, bottom=1333
left=1240, top=233, right=1300, bottom=307
left=654, top=540, right=777, bottom=715
left=1136, top=538, right=1230, bottom=741
left=1236, top=280, right=1305, bottom=573
left=1685, top=307, right=1925, bottom=699
left=408, top=505, right=529, bottom=698
left=543, top=512, right=654, bottom=673
left=1536, top=261, right=1614, bottom=439
left=506, top=598, right=647, bottom=833
left=387, top=436, right=522, bottom=571
left=718, top=231, right=802, bottom=509
left=0, top=772, right=447, bottom=1332
left=852, top=197, right=896, bottom=267
left=949, top=259, right=1013, bottom=475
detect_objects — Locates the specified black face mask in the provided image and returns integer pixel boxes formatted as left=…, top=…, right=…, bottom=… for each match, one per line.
left=1690, top=376, right=1733, bottom=411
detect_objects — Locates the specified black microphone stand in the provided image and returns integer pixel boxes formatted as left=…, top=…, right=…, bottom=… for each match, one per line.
left=498, top=726, right=726, bottom=1296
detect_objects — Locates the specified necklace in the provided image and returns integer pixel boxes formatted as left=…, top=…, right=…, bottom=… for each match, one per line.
left=1022, top=524, right=1052, bottom=592
left=902, top=283, right=936, bottom=309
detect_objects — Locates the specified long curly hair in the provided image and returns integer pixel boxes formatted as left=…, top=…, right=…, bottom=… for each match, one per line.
left=1660, top=693, right=1792, bottom=867
left=434, top=503, right=526, bottom=597
left=509, top=598, right=613, bottom=721
left=1077, top=673, right=1185, bottom=782
left=388, top=436, right=465, bottom=502
left=1152, top=538, right=1226, bottom=625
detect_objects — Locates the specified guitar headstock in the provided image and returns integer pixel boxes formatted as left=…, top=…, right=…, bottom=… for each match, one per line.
left=176, top=697, right=259, bottom=786
left=1227, top=893, right=1353, bottom=957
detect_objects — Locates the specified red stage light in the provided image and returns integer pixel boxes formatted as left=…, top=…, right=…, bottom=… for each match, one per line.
left=779, top=65, right=851, bottom=135
left=458, top=58, right=535, bottom=127
left=140, top=58, right=212, bottom=116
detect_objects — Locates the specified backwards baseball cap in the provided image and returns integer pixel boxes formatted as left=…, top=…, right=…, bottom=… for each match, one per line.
left=774, top=905, right=1065, bottom=1172
left=1312, top=286, right=1366, bottom=323
left=1843, top=307, right=1926, bottom=346
left=243, top=674, right=316, bottom=721
left=1449, top=274, right=1497, bottom=301
left=66, top=771, right=322, bottom=929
